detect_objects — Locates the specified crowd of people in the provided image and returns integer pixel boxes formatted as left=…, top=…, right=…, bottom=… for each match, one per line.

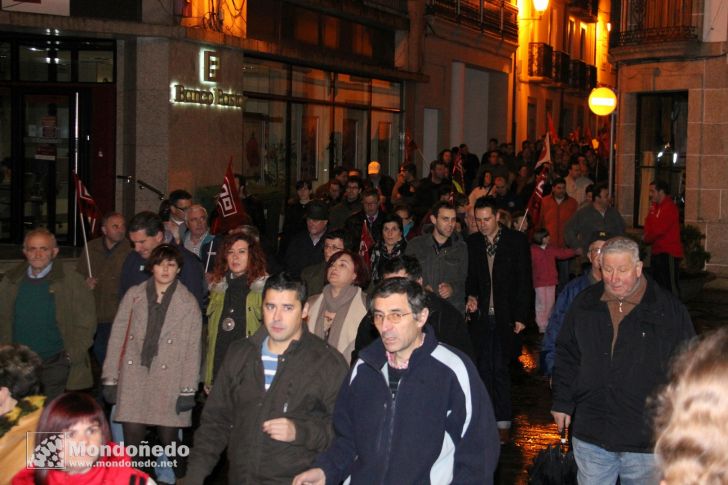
left=0, top=136, right=715, bottom=485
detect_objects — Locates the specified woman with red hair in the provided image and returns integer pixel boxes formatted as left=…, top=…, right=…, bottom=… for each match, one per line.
left=12, top=392, right=153, bottom=484
left=204, top=232, right=268, bottom=391
left=307, top=250, right=369, bottom=364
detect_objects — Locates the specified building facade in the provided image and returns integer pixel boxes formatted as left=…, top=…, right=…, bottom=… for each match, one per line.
left=610, top=0, right=727, bottom=275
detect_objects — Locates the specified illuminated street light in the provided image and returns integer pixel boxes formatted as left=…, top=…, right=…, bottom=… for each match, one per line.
left=533, top=0, right=549, bottom=14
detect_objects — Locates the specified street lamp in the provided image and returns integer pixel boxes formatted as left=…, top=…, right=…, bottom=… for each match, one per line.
left=588, top=87, right=617, bottom=197
left=533, top=0, right=549, bottom=14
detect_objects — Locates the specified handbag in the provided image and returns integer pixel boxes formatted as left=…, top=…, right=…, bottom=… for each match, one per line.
left=528, top=428, right=578, bottom=485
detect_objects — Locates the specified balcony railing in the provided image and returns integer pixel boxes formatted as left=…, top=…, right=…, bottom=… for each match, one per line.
left=528, top=42, right=553, bottom=79
left=611, top=0, right=700, bottom=47
left=427, top=0, right=519, bottom=43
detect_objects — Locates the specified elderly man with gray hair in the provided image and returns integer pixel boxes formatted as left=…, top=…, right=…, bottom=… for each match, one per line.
left=551, top=236, right=695, bottom=485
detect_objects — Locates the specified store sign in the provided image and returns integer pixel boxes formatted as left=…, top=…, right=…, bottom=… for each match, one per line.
left=170, top=50, right=244, bottom=109
left=171, top=84, right=245, bottom=108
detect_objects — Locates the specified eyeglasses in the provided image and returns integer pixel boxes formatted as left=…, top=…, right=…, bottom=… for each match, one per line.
left=372, top=312, right=412, bottom=325
left=324, top=244, right=344, bottom=252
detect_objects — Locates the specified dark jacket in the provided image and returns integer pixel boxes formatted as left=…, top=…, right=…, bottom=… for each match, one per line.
left=315, top=326, right=500, bottom=484
left=540, top=272, right=594, bottom=376
left=0, top=262, right=96, bottom=390
left=406, top=231, right=468, bottom=313
left=119, top=248, right=205, bottom=311
left=551, top=277, right=696, bottom=452
left=353, top=291, right=475, bottom=363
left=76, top=237, right=131, bottom=323
left=283, top=230, right=325, bottom=278
left=344, top=210, right=384, bottom=254
left=186, top=327, right=348, bottom=484
left=300, top=262, right=326, bottom=297
left=465, top=227, right=532, bottom=356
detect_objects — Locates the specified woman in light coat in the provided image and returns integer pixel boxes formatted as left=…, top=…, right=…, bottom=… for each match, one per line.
left=102, top=244, right=201, bottom=479
left=307, top=250, right=369, bottom=364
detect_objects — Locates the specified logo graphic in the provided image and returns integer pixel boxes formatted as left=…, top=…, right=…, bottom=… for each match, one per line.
left=27, top=432, right=65, bottom=470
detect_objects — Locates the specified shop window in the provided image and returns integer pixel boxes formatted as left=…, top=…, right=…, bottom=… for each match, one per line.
left=19, top=45, right=49, bottom=81
left=0, top=43, right=10, bottom=81
left=370, top=111, right=402, bottom=176
left=635, top=92, right=687, bottom=226
left=243, top=59, right=288, bottom=96
left=292, top=67, right=330, bottom=101
left=56, top=50, right=72, bottom=82
left=292, top=7, right=319, bottom=45
left=335, top=74, right=370, bottom=105
left=292, top=103, right=332, bottom=183
left=78, top=51, right=114, bottom=83
left=371, top=79, right=401, bottom=110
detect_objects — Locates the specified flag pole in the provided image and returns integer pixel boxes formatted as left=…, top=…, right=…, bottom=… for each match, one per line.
left=78, top=207, right=93, bottom=279
left=517, top=208, right=529, bottom=232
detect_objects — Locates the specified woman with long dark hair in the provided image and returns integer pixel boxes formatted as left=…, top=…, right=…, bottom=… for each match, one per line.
left=101, top=244, right=201, bottom=480
left=369, top=213, right=407, bottom=284
left=307, top=250, right=369, bottom=364
left=204, top=232, right=268, bottom=391
left=12, top=392, right=152, bottom=484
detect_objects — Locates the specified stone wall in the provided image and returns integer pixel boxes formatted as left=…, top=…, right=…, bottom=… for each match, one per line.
left=615, top=56, right=728, bottom=275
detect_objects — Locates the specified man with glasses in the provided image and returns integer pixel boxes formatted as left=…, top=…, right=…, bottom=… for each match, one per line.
left=164, top=189, right=193, bottom=245
left=541, top=231, right=610, bottom=377
left=300, top=230, right=348, bottom=296
left=293, top=277, right=499, bottom=485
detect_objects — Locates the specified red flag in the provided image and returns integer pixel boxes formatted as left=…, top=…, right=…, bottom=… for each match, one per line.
left=359, top=219, right=375, bottom=267
left=535, top=133, right=552, bottom=170
left=525, top=169, right=549, bottom=237
left=73, top=172, right=102, bottom=235
left=547, top=112, right=558, bottom=143
left=210, top=158, right=249, bottom=235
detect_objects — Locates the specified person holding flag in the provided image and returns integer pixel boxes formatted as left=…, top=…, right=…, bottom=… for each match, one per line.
left=521, top=133, right=553, bottom=236
left=209, top=158, right=250, bottom=236
left=344, top=188, right=384, bottom=264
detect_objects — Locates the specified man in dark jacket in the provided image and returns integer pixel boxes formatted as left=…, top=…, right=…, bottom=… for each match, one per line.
left=466, top=196, right=532, bottom=442
left=551, top=236, right=695, bottom=485
left=344, top=188, right=384, bottom=252
left=119, top=211, right=205, bottom=310
left=353, top=255, right=474, bottom=362
left=186, top=272, right=348, bottom=484
left=283, top=201, right=328, bottom=278
left=293, top=278, right=499, bottom=485
left=406, top=201, right=468, bottom=314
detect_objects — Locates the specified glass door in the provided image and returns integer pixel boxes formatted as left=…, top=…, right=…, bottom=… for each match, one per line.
left=22, top=93, right=76, bottom=241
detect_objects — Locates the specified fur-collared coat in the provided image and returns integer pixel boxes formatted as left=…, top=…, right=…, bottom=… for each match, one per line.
left=102, top=279, right=202, bottom=428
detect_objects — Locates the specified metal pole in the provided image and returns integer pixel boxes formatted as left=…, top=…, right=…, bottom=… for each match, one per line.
left=608, top=110, right=616, bottom=199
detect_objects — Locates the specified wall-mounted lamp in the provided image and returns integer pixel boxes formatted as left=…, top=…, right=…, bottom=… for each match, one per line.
left=533, top=0, right=549, bottom=14
left=607, top=22, right=612, bottom=32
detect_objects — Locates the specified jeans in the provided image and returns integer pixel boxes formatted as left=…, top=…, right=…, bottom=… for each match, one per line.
left=572, top=437, right=659, bottom=485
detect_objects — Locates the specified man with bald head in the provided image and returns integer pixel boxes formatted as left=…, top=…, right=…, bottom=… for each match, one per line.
left=551, top=236, right=695, bottom=484
left=76, top=212, right=131, bottom=366
left=0, top=229, right=96, bottom=400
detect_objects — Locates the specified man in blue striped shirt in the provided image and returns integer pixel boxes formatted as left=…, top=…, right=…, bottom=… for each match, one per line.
left=186, top=273, right=348, bottom=484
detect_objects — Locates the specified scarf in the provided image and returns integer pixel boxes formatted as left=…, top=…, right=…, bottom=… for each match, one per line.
left=142, top=278, right=178, bottom=368
left=370, top=238, right=407, bottom=283
left=485, top=227, right=502, bottom=257
left=315, top=284, right=358, bottom=345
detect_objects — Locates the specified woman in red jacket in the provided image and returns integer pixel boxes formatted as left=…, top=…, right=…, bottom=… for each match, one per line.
left=13, top=392, right=153, bottom=485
